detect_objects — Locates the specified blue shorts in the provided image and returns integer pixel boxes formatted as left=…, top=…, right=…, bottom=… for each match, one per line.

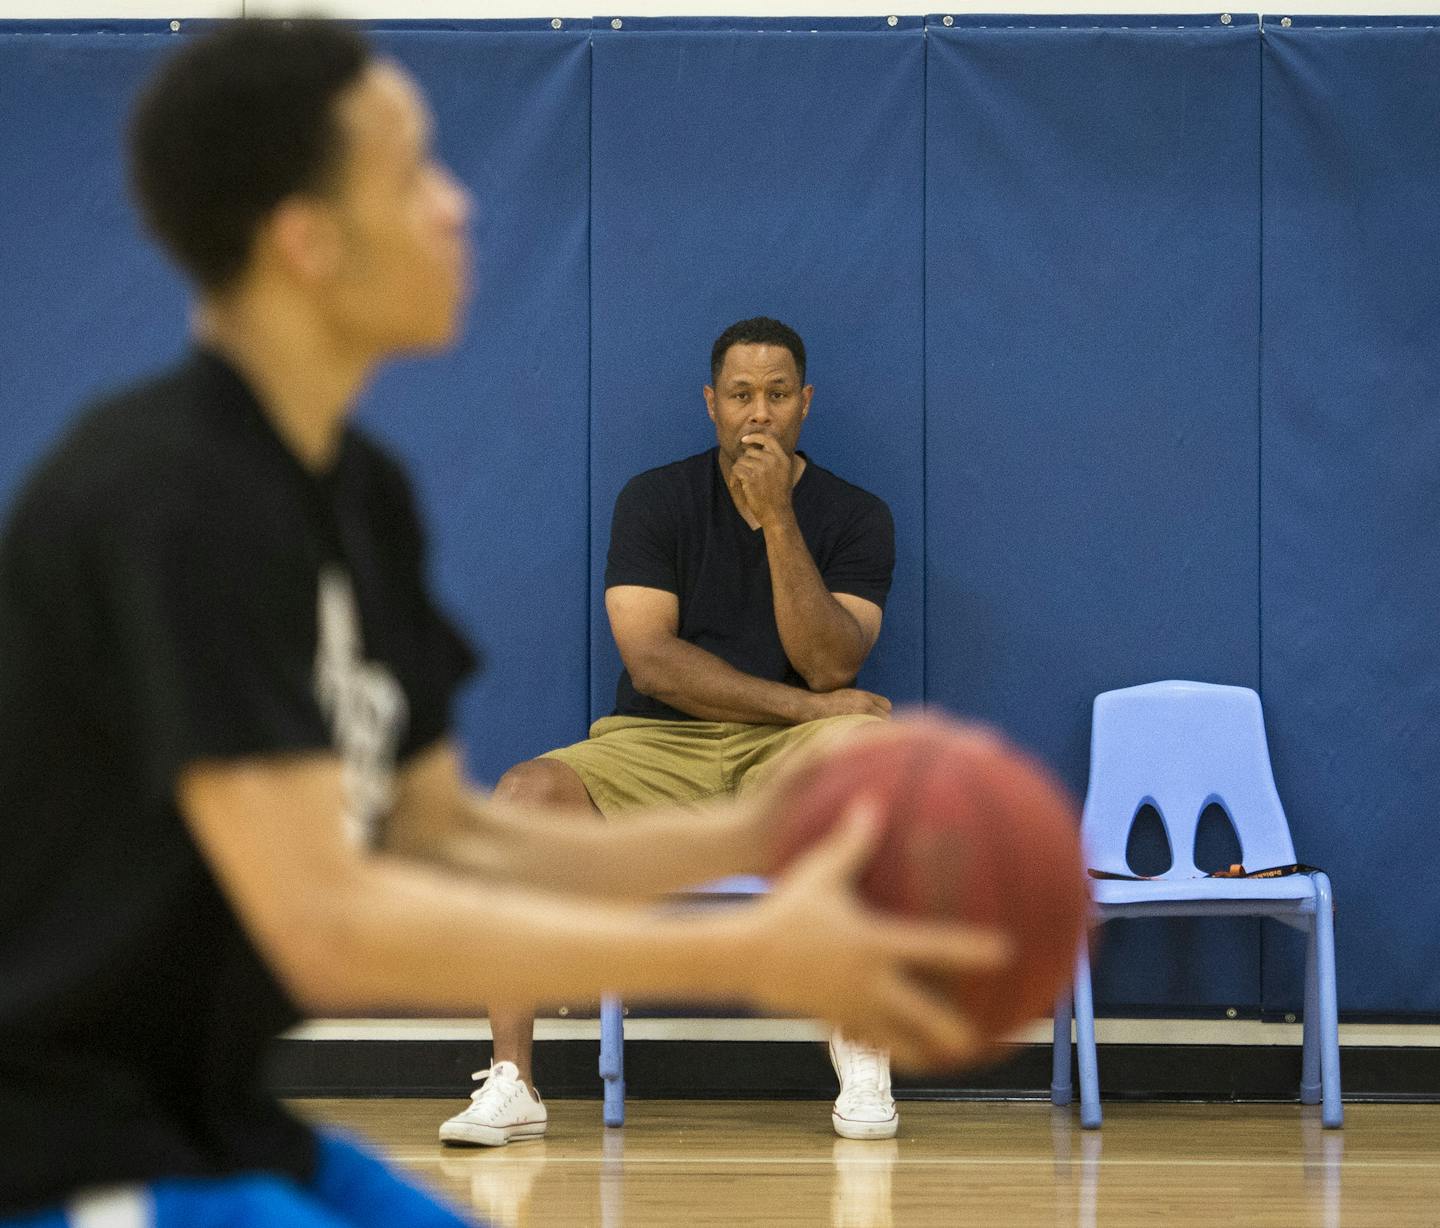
left=5, top=1130, right=482, bottom=1228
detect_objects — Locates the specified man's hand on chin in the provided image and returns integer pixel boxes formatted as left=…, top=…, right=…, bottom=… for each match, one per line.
left=730, top=432, right=797, bottom=527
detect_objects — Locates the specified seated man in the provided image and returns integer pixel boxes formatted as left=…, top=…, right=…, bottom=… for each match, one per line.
left=441, top=316, right=901, bottom=1145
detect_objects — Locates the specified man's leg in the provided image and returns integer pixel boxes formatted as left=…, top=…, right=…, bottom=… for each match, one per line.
left=439, top=757, right=594, bottom=1148
left=489, top=758, right=599, bottom=1088
left=439, top=718, right=726, bottom=1146
left=731, top=713, right=885, bottom=797
left=731, top=715, right=899, bottom=1139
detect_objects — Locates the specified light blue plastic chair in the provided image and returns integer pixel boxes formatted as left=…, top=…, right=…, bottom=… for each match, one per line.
left=600, top=875, right=769, bottom=1127
left=1051, top=680, right=1341, bottom=1129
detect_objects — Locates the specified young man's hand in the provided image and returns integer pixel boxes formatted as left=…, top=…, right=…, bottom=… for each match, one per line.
left=725, top=802, right=1011, bottom=1072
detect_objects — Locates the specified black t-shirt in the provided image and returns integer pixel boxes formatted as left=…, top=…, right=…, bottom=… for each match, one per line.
left=605, top=448, right=894, bottom=721
left=0, top=350, right=475, bottom=1214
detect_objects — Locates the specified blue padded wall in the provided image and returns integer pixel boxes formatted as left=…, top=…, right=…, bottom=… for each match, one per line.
left=0, top=27, right=187, bottom=511
left=0, top=24, right=592, bottom=788
left=1260, top=19, right=1440, bottom=1014
left=3, top=16, right=1439, bottom=1016
left=589, top=23, right=927, bottom=720
left=924, top=16, right=1263, bottom=1008
left=358, top=30, right=592, bottom=783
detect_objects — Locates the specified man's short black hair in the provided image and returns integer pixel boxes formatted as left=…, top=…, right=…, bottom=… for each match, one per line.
left=129, top=19, right=370, bottom=293
left=710, top=317, right=807, bottom=386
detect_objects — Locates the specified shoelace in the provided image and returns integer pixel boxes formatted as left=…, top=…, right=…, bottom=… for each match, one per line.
left=468, top=1066, right=522, bottom=1108
left=838, top=1048, right=888, bottom=1106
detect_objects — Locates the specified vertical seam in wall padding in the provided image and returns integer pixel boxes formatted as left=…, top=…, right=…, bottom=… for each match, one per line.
left=1255, top=22, right=1267, bottom=1007
left=920, top=25, right=929, bottom=711
left=1256, top=22, right=1265, bottom=721
left=586, top=31, right=595, bottom=729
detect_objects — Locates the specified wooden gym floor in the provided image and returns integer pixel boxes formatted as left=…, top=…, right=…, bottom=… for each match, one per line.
left=295, top=1098, right=1440, bottom=1227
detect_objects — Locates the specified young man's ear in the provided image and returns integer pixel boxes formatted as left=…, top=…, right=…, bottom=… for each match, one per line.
left=263, top=197, right=345, bottom=285
left=703, top=385, right=717, bottom=423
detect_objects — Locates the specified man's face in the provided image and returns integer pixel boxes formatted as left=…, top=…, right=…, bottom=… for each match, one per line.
left=316, top=61, right=472, bottom=354
left=704, top=343, right=813, bottom=466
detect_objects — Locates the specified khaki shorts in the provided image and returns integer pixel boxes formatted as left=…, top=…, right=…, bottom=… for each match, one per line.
left=541, top=713, right=884, bottom=816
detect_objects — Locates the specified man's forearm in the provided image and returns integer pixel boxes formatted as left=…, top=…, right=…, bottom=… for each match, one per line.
left=632, top=635, right=821, bottom=724
left=763, top=513, right=868, bottom=690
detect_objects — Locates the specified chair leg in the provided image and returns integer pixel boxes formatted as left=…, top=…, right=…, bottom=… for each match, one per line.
left=1073, top=943, right=1101, bottom=1129
left=599, top=996, right=625, bottom=1128
left=1301, top=914, right=1321, bottom=1105
left=1311, top=874, right=1343, bottom=1128
left=1051, top=992, right=1074, bottom=1106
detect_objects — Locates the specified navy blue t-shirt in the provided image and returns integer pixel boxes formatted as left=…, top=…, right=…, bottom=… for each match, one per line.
left=604, top=448, right=894, bottom=720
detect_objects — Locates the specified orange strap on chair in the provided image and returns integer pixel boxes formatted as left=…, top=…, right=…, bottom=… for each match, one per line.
left=1088, top=863, right=1322, bottom=881
left=1207, top=863, right=1321, bottom=879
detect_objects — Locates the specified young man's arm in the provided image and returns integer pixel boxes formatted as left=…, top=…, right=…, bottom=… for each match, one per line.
left=179, top=752, right=1006, bottom=1071
left=606, top=585, right=890, bottom=724
left=729, top=434, right=884, bottom=692
left=384, top=739, right=765, bottom=898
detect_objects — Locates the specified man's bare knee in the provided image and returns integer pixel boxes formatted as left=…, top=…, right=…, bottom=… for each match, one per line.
left=495, top=758, right=597, bottom=813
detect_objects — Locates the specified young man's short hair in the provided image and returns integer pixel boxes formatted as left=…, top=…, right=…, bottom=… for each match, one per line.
left=128, top=19, right=370, bottom=293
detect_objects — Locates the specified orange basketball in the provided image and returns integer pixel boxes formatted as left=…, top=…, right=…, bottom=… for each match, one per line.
left=771, top=716, right=1090, bottom=1060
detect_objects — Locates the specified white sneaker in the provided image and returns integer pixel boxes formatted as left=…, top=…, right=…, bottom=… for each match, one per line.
left=439, top=1062, right=548, bottom=1147
left=829, top=1034, right=898, bottom=1140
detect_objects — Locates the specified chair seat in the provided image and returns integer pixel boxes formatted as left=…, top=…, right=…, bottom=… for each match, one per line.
left=686, top=875, right=769, bottom=895
left=1091, top=873, right=1318, bottom=907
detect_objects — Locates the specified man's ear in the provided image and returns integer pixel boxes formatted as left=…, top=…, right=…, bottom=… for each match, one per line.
left=801, top=384, right=814, bottom=418
left=261, top=197, right=345, bottom=285
left=703, top=384, right=717, bottom=423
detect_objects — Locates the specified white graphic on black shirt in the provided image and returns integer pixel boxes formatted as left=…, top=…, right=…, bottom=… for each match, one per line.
left=314, top=566, right=407, bottom=846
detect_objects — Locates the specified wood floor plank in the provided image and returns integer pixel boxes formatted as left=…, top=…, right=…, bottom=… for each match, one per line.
left=293, top=1099, right=1440, bottom=1227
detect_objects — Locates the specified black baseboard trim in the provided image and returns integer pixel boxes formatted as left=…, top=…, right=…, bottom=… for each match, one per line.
left=267, top=1039, right=1440, bottom=1102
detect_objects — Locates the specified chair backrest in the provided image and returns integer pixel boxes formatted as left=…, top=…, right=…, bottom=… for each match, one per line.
left=1081, top=680, right=1297, bottom=878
